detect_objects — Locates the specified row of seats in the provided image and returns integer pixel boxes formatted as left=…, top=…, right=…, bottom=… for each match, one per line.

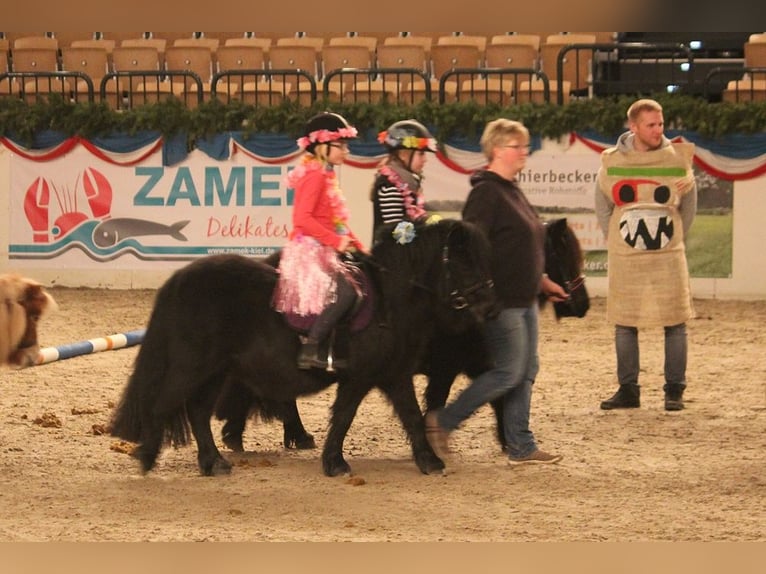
left=722, top=34, right=766, bottom=102
left=0, top=32, right=620, bottom=55
left=2, top=32, right=764, bottom=106
left=0, top=33, right=578, bottom=107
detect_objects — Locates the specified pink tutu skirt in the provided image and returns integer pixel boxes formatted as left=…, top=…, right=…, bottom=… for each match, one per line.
left=273, top=237, right=346, bottom=316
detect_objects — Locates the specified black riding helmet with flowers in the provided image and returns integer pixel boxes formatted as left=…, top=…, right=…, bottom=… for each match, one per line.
left=297, top=111, right=358, bottom=154
left=377, top=119, right=438, bottom=153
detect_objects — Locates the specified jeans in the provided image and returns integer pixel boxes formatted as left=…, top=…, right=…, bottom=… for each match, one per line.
left=615, top=323, right=687, bottom=390
left=439, top=304, right=540, bottom=458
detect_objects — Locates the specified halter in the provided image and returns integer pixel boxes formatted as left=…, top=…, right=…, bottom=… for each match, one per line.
left=440, top=232, right=494, bottom=311
left=563, top=274, right=585, bottom=295
left=544, top=222, right=583, bottom=295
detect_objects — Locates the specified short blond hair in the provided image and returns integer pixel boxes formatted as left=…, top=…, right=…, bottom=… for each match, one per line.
left=479, top=118, right=529, bottom=160
left=627, top=99, right=663, bottom=123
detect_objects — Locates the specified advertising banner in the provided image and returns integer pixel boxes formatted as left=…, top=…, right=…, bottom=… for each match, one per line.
left=7, top=133, right=733, bottom=278
left=10, top=145, right=298, bottom=268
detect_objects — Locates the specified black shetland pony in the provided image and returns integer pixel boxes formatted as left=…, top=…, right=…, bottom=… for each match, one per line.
left=423, top=217, right=590, bottom=449
left=110, top=219, right=495, bottom=477
left=538, top=217, right=590, bottom=321
left=217, top=217, right=589, bottom=454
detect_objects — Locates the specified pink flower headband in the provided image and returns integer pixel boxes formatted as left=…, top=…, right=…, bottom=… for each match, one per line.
left=296, top=127, right=359, bottom=150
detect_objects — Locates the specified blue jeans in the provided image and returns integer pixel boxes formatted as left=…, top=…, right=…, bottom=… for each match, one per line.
left=439, top=305, right=540, bottom=458
left=615, top=323, right=687, bottom=390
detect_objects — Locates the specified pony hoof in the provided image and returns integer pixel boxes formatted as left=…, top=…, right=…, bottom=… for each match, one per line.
left=132, top=446, right=157, bottom=474
left=201, top=457, right=233, bottom=476
left=286, top=433, right=317, bottom=450
left=417, top=453, right=446, bottom=475
left=323, top=458, right=352, bottom=477
left=222, top=435, right=245, bottom=452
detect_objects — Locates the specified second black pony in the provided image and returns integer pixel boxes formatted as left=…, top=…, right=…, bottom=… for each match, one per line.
left=217, top=217, right=588, bottom=454
left=110, top=219, right=495, bottom=477
left=422, top=217, right=590, bottom=449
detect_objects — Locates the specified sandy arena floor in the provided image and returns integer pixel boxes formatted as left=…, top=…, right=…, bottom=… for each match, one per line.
left=1, top=288, right=764, bottom=542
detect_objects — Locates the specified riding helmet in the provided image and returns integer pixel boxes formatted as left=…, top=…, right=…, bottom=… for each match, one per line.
left=298, top=111, right=358, bottom=153
left=378, top=119, right=438, bottom=152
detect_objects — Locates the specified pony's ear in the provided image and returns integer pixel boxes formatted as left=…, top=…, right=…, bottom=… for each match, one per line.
left=445, top=219, right=470, bottom=248
left=549, top=217, right=567, bottom=231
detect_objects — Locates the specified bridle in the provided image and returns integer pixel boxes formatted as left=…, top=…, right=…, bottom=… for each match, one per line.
left=563, top=274, right=585, bottom=294
left=544, top=221, right=585, bottom=296
left=441, top=242, right=494, bottom=310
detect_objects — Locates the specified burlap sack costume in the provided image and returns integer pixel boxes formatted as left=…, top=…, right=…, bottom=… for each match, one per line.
left=597, top=142, right=695, bottom=328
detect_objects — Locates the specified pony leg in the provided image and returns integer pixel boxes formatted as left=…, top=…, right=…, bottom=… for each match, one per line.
left=282, top=401, right=316, bottom=450
left=380, top=376, right=445, bottom=475
left=187, top=384, right=232, bottom=476
left=132, top=418, right=165, bottom=474
left=421, top=338, right=456, bottom=412
left=322, top=383, right=370, bottom=477
left=423, top=363, right=458, bottom=412
left=217, top=382, right=252, bottom=452
left=221, top=414, right=247, bottom=453
left=423, top=330, right=488, bottom=411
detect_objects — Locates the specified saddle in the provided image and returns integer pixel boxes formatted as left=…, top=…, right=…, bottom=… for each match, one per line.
left=282, top=265, right=375, bottom=370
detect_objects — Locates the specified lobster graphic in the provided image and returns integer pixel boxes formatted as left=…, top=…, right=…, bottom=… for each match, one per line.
left=24, top=167, right=112, bottom=243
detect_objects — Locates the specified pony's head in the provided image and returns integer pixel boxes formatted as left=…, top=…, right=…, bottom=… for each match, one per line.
left=542, top=218, right=589, bottom=319
left=0, top=274, right=57, bottom=368
left=371, top=219, right=496, bottom=331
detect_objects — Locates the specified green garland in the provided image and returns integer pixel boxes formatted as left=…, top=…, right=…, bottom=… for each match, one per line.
left=1, top=93, right=765, bottom=149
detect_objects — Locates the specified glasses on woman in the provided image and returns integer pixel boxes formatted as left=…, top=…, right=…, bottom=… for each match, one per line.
left=504, top=143, right=530, bottom=152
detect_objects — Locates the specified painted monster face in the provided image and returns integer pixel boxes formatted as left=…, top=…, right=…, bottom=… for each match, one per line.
left=607, top=166, right=686, bottom=252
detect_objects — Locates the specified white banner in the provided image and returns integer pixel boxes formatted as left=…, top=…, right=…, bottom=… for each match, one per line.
left=422, top=148, right=607, bottom=251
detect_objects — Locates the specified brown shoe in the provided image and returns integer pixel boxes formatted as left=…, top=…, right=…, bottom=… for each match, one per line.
left=508, top=449, right=563, bottom=466
left=424, top=411, right=450, bottom=458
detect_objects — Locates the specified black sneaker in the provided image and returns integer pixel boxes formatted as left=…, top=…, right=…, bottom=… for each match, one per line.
left=600, top=385, right=640, bottom=410
left=664, top=384, right=685, bottom=411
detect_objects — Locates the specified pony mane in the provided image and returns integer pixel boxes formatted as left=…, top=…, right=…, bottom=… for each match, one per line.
left=542, top=218, right=589, bottom=319
left=546, top=218, right=583, bottom=275
left=372, top=220, right=455, bottom=274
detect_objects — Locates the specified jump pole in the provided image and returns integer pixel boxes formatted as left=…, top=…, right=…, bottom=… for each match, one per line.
left=35, top=329, right=146, bottom=366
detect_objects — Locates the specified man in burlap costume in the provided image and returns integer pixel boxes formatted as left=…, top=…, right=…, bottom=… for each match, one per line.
left=595, top=99, right=697, bottom=411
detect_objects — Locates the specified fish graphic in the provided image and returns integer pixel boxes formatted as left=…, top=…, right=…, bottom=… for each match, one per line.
left=92, top=218, right=190, bottom=248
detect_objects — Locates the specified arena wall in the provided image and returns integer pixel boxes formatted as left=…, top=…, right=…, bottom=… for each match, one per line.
left=1, top=140, right=764, bottom=299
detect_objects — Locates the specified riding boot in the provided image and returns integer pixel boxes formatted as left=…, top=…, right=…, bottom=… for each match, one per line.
left=600, top=384, right=640, bottom=410
left=297, top=339, right=327, bottom=370
left=663, top=383, right=685, bottom=411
